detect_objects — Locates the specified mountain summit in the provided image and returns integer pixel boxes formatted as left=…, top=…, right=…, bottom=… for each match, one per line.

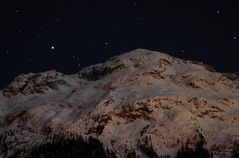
left=0, top=49, right=239, bottom=157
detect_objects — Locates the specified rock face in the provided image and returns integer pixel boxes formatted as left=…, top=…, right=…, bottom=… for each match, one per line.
left=0, top=49, right=238, bottom=157
left=2, top=71, right=70, bottom=97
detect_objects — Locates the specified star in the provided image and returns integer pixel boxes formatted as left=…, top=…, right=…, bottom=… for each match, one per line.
left=233, top=36, right=237, bottom=40
left=56, top=18, right=60, bottom=22
left=51, top=46, right=55, bottom=50
left=105, top=42, right=109, bottom=45
left=28, top=57, right=32, bottom=61
left=216, top=10, right=220, bottom=14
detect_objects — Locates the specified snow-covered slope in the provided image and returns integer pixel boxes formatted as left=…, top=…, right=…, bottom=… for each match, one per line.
left=0, top=49, right=239, bottom=157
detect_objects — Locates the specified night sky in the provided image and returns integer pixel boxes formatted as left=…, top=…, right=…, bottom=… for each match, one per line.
left=0, top=1, right=239, bottom=89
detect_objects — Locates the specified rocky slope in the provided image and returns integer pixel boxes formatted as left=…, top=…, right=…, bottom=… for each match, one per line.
left=0, top=49, right=239, bottom=157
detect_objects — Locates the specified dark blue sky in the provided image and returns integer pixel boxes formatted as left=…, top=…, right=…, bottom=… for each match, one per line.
left=0, top=0, right=239, bottom=89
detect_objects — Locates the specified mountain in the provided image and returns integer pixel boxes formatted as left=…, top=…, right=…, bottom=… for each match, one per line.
left=0, top=49, right=238, bottom=158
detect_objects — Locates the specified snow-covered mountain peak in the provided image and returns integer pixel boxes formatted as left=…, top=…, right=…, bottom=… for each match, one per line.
left=78, top=49, right=204, bottom=81
left=0, top=49, right=238, bottom=158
